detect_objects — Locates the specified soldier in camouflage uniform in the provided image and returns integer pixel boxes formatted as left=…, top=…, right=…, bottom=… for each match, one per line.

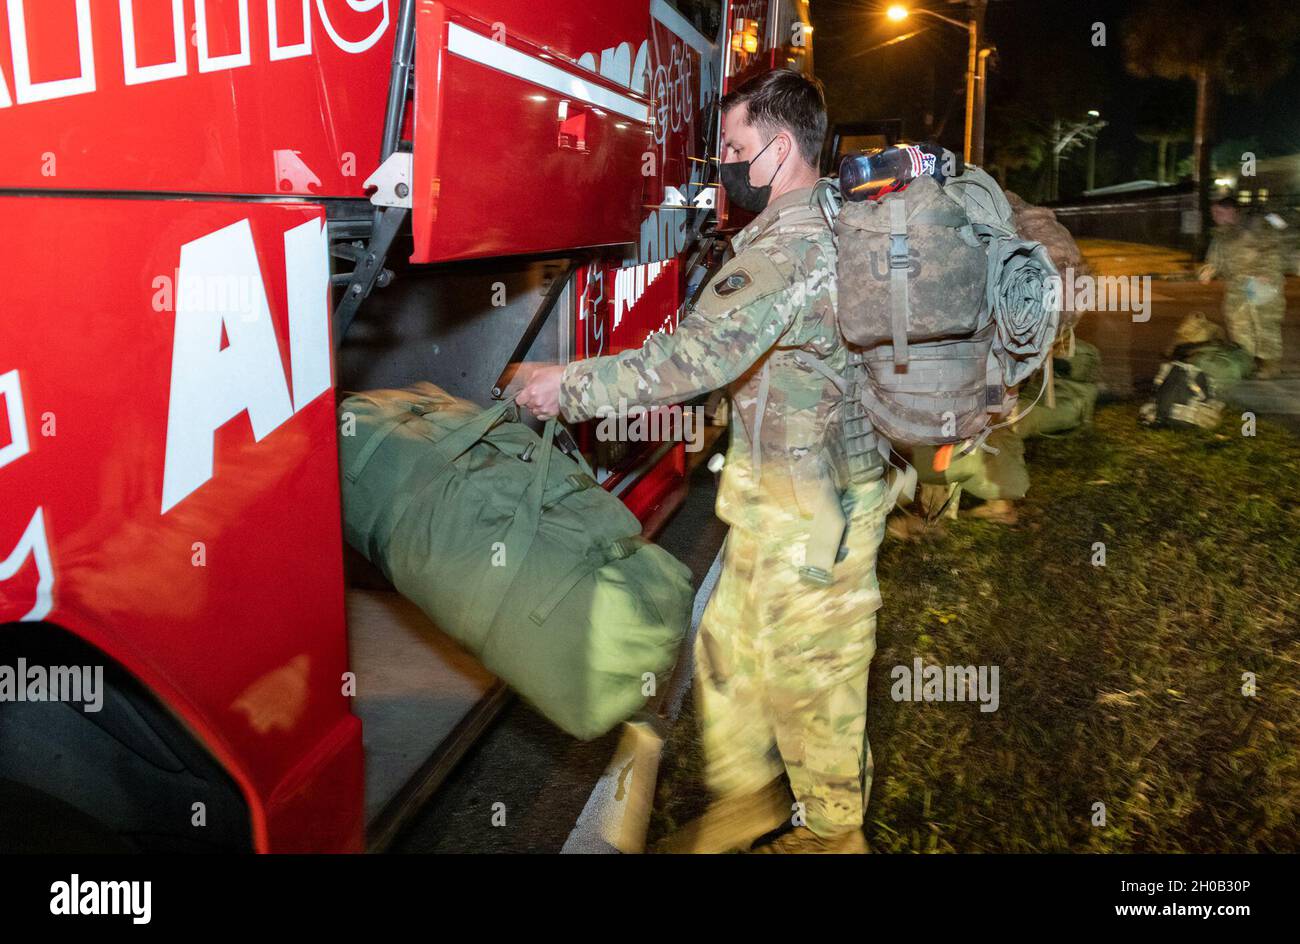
left=515, top=70, right=887, bottom=854
left=1202, top=197, right=1287, bottom=379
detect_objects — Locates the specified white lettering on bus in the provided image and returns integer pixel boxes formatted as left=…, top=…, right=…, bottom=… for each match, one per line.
left=612, top=261, right=666, bottom=332
left=0, top=0, right=390, bottom=106
left=161, top=217, right=330, bottom=513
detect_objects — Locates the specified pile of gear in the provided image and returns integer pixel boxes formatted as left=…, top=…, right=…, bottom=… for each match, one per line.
left=1139, top=312, right=1255, bottom=430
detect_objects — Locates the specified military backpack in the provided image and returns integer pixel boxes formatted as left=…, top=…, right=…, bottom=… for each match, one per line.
left=811, top=162, right=1061, bottom=493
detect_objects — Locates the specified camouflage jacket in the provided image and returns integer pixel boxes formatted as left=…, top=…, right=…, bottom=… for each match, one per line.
left=1206, top=220, right=1286, bottom=289
left=559, top=186, right=864, bottom=534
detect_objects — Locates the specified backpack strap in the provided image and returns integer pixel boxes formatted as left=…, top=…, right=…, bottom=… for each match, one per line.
left=798, top=473, right=847, bottom=587
left=750, top=359, right=773, bottom=486
left=790, top=348, right=848, bottom=393
left=793, top=349, right=886, bottom=485
left=887, top=197, right=911, bottom=366
left=813, top=178, right=843, bottom=232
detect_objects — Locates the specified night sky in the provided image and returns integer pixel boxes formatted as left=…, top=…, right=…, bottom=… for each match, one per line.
left=811, top=0, right=1300, bottom=201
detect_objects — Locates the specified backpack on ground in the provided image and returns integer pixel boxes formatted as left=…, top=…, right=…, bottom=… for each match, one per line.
left=1011, top=375, right=1099, bottom=438
left=1139, top=362, right=1224, bottom=430
left=1172, top=340, right=1255, bottom=393
left=1010, top=339, right=1102, bottom=438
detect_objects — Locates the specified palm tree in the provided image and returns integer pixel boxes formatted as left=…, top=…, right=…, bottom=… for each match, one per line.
left=1124, top=0, right=1300, bottom=249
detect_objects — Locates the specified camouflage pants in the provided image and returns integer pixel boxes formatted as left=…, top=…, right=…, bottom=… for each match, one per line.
left=693, top=478, right=889, bottom=837
left=1224, top=288, right=1285, bottom=362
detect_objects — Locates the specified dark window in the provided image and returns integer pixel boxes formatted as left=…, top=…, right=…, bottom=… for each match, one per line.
left=669, top=0, right=724, bottom=42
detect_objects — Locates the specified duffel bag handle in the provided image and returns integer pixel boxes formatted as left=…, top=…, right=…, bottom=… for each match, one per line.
left=432, top=398, right=597, bottom=482
left=427, top=398, right=519, bottom=469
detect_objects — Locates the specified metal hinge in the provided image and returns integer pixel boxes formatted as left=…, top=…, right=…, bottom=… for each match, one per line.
left=363, top=152, right=414, bottom=209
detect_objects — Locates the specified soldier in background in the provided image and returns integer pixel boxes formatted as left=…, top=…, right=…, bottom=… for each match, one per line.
left=1201, top=196, right=1288, bottom=379
left=515, top=70, right=887, bottom=854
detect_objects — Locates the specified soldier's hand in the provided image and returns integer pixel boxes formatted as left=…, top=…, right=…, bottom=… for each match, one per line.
left=511, top=362, right=566, bottom=420
left=1197, top=264, right=1214, bottom=284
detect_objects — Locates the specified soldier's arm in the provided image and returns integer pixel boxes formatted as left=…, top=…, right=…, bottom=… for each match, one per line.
left=559, top=248, right=796, bottom=422
left=1202, top=234, right=1225, bottom=279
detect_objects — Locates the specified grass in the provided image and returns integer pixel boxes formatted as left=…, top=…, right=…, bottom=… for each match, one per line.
left=648, top=403, right=1300, bottom=852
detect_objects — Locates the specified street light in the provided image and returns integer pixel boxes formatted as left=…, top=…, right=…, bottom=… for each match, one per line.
left=884, top=4, right=984, bottom=165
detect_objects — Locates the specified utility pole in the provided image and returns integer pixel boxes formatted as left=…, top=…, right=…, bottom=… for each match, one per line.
left=968, top=0, right=989, bottom=166
left=887, top=3, right=989, bottom=164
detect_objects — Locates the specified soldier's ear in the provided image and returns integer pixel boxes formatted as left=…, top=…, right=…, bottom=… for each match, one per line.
left=778, top=130, right=795, bottom=165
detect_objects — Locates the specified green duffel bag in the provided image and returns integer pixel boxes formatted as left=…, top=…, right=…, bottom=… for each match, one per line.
left=1055, top=338, right=1102, bottom=385
left=1176, top=341, right=1255, bottom=395
left=338, top=383, right=693, bottom=740
left=1011, top=375, right=1098, bottom=439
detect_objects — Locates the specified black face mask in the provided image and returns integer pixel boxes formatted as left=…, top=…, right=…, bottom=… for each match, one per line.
left=720, top=137, right=785, bottom=214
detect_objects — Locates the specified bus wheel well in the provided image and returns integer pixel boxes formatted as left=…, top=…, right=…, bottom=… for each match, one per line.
left=0, top=622, right=253, bottom=853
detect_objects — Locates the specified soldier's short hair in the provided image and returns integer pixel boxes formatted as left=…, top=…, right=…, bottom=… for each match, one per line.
left=721, top=69, right=827, bottom=167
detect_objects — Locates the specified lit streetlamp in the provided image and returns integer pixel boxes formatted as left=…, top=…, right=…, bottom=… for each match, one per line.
left=884, top=4, right=987, bottom=165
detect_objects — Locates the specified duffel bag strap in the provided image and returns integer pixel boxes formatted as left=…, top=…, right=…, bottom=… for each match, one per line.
left=541, top=471, right=599, bottom=511
left=473, top=418, right=563, bottom=645
left=527, top=536, right=647, bottom=626
left=888, top=197, right=911, bottom=367
left=343, top=404, right=428, bottom=484
left=427, top=399, right=518, bottom=469
left=381, top=399, right=520, bottom=536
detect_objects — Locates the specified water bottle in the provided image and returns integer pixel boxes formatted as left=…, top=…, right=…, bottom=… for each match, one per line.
left=839, top=144, right=948, bottom=202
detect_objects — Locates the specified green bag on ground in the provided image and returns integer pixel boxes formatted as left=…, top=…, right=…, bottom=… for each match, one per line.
left=1011, top=376, right=1099, bottom=438
left=1178, top=341, right=1255, bottom=395
left=1055, top=339, right=1102, bottom=385
left=338, top=382, right=692, bottom=740
left=912, top=427, right=1029, bottom=501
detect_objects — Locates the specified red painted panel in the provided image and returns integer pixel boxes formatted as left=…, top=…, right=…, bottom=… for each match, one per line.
left=0, top=0, right=397, bottom=197
left=0, top=194, right=361, bottom=852
left=411, top=5, right=653, bottom=262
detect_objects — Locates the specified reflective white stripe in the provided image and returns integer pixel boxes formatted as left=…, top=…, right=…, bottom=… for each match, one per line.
left=447, top=22, right=649, bottom=124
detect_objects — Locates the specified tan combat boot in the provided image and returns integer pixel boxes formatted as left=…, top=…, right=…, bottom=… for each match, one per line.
left=653, top=779, right=793, bottom=854
left=887, top=513, right=947, bottom=542
left=965, top=499, right=1019, bottom=525
left=750, top=825, right=868, bottom=854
